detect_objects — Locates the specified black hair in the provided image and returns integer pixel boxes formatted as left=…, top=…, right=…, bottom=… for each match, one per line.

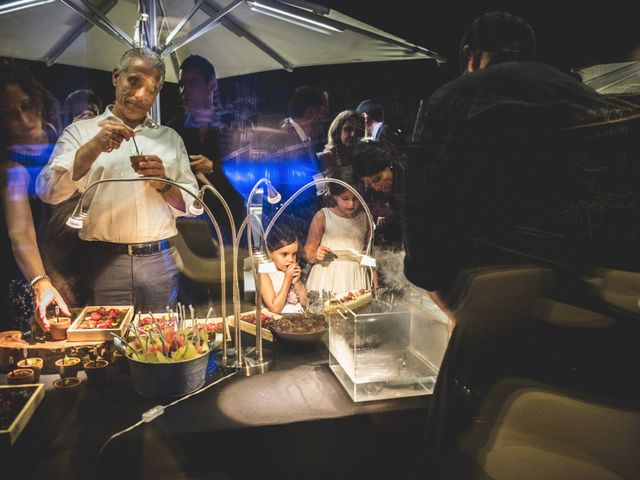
left=288, top=85, right=328, bottom=118
left=352, top=140, right=393, bottom=178
left=63, top=89, right=103, bottom=124
left=180, top=54, right=216, bottom=83
left=355, top=99, right=384, bottom=122
left=328, top=168, right=360, bottom=197
left=267, top=220, right=299, bottom=252
left=458, top=11, right=536, bottom=73
left=0, top=58, right=47, bottom=143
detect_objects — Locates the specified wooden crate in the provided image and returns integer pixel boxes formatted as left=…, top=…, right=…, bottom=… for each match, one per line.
left=0, top=384, right=45, bottom=447
left=67, top=306, right=134, bottom=342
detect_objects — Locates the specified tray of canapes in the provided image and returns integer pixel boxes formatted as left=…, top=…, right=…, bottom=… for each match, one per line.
left=0, top=384, right=45, bottom=447
left=227, top=310, right=282, bottom=342
left=67, top=305, right=134, bottom=342
left=323, top=289, right=373, bottom=315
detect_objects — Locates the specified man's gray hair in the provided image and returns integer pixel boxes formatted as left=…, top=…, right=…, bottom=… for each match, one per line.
left=117, top=47, right=165, bottom=86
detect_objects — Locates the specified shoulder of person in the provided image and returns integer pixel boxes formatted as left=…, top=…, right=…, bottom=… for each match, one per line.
left=0, top=159, right=29, bottom=183
left=164, top=114, right=185, bottom=130
left=158, top=123, right=186, bottom=140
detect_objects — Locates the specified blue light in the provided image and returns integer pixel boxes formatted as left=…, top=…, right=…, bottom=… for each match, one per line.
left=221, top=151, right=319, bottom=201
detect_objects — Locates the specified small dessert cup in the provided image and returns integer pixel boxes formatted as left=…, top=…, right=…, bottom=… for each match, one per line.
left=7, top=368, right=35, bottom=385
left=16, top=357, right=43, bottom=382
left=83, top=359, right=109, bottom=386
left=53, top=377, right=82, bottom=401
left=55, top=356, right=82, bottom=378
left=49, top=317, right=71, bottom=341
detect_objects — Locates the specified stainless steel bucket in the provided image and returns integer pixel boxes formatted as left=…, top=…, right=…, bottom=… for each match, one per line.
left=127, top=353, right=210, bottom=398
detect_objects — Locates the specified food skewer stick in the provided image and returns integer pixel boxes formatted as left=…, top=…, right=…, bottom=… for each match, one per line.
left=55, top=305, right=59, bottom=323
left=149, top=311, right=166, bottom=353
left=130, top=316, right=145, bottom=357
left=189, top=304, right=195, bottom=329
left=131, top=134, right=141, bottom=157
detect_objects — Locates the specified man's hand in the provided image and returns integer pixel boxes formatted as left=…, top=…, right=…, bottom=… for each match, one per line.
left=189, top=155, right=214, bottom=175
left=93, top=117, right=135, bottom=153
left=133, top=155, right=168, bottom=190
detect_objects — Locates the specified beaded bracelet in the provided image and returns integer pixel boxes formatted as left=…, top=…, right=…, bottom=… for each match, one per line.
left=29, top=273, right=50, bottom=289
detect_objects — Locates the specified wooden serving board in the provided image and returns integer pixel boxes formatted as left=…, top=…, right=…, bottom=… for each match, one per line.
left=0, top=384, right=45, bottom=447
left=0, top=330, right=106, bottom=374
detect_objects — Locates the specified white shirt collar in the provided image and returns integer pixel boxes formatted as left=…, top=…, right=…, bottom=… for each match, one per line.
left=286, top=117, right=309, bottom=143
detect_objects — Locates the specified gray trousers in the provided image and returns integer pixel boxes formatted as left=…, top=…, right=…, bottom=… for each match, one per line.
left=90, top=247, right=180, bottom=312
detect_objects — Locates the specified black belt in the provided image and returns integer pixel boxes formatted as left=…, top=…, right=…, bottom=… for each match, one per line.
left=93, top=239, right=171, bottom=256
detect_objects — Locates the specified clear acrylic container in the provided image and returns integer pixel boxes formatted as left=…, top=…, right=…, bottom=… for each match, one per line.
left=328, top=290, right=451, bottom=402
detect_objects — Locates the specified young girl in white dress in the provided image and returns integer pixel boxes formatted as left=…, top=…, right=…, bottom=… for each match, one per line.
left=260, top=228, right=308, bottom=314
left=304, top=175, right=372, bottom=295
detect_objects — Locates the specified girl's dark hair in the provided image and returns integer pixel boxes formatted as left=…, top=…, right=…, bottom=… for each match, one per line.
left=328, top=168, right=360, bottom=197
left=266, top=220, right=299, bottom=252
left=352, top=140, right=393, bottom=178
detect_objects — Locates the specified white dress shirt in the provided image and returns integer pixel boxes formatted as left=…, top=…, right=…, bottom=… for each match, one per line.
left=36, top=107, right=199, bottom=244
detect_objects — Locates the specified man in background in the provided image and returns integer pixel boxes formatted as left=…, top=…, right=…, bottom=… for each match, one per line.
left=404, top=11, right=640, bottom=479
left=355, top=99, right=405, bottom=146
left=167, top=54, right=247, bottom=310
left=63, top=89, right=103, bottom=126
left=167, top=54, right=243, bottom=233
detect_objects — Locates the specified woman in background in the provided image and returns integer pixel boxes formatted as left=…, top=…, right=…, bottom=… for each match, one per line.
left=316, top=110, right=364, bottom=174
left=0, top=58, right=69, bottom=332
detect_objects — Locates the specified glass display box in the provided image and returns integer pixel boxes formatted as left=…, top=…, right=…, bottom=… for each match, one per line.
left=328, top=288, right=451, bottom=402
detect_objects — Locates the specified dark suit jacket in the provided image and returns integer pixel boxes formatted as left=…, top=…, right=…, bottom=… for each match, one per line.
left=260, top=119, right=324, bottom=242
left=374, top=123, right=407, bottom=147
left=166, top=114, right=244, bottom=242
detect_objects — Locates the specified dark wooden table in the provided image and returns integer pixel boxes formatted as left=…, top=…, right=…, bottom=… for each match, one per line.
left=1, top=335, right=430, bottom=480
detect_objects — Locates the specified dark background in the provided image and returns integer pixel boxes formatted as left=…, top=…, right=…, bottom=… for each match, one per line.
left=16, top=0, right=640, bottom=135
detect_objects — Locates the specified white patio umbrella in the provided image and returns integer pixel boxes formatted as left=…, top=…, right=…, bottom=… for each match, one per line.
left=578, top=61, right=640, bottom=95
left=0, top=0, right=445, bottom=83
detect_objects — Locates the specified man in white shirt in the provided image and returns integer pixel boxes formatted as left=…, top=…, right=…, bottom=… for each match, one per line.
left=36, top=47, right=199, bottom=310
